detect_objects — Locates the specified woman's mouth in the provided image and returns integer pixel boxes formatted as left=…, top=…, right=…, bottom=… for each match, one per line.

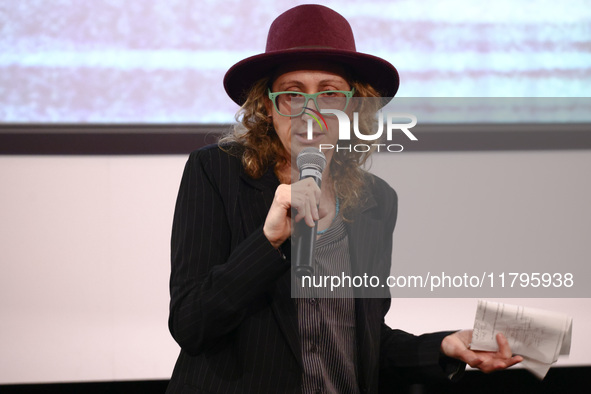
left=293, top=130, right=325, bottom=144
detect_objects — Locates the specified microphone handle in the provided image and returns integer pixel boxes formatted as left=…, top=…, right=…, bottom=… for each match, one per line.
left=293, top=173, right=321, bottom=277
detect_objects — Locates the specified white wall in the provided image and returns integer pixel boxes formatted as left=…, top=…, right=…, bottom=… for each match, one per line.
left=0, top=156, right=184, bottom=384
left=0, top=150, right=589, bottom=384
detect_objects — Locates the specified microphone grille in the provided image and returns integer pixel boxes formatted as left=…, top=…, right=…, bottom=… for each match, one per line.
left=297, top=147, right=327, bottom=172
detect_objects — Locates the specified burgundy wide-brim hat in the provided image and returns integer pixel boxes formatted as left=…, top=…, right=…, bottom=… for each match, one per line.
left=224, top=4, right=399, bottom=106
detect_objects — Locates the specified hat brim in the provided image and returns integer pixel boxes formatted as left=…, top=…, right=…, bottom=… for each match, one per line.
left=223, top=48, right=399, bottom=106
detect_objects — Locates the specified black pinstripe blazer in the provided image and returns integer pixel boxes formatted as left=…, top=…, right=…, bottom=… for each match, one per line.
left=166, top=144, right=458, bottom=394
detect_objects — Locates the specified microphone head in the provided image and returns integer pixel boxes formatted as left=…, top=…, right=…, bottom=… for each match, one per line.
left=297, top=147, right=327, bottom=172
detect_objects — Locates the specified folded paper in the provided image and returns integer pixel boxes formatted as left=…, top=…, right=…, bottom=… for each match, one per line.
left=470, top=300, right=572, bottom=379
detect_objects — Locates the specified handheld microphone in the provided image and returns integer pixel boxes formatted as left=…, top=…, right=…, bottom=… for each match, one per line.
left=293, top=147, right=326, bottom=277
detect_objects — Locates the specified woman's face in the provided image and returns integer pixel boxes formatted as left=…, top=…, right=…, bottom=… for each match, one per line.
left=266, top=63, right=351, bottom=163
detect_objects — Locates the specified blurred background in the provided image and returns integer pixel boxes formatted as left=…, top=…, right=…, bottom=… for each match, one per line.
left=1, top=0, right=589, bottom=123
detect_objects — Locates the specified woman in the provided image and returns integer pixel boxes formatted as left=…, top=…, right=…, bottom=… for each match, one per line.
left=167, top=5, right=521, bottom=394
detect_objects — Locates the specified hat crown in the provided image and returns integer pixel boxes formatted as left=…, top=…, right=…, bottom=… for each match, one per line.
left=266, top=5, right=356, bottom=53
left=224, top=5, right=399, bottom=106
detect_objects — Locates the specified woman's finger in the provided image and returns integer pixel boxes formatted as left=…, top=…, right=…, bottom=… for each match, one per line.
left=495, top=333, right=513, bottom=359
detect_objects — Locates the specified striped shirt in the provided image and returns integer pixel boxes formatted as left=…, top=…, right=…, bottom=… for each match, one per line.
left=295, top=214, right=360, bottom=394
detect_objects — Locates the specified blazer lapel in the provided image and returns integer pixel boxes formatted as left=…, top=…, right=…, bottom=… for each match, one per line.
left=346, top=193, right=380, bottom=290
left=346, top=193, right=387, bottom=391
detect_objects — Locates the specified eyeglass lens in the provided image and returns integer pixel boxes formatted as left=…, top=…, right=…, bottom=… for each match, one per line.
left=275, top=92, right=348, bottom=116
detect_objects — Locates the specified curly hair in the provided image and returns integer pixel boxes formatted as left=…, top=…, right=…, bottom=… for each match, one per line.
left=219, top=76, right=383, bottom=218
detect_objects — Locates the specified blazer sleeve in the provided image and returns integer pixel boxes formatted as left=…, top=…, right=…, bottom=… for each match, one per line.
left=379, top=308, right=464, bottom=383
left=168, top=148, right=290, bottom=356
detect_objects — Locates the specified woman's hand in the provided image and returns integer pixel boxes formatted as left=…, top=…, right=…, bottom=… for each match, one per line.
left=441, top=330, right=523, bottom=373
left=263, top=178, right=321, bottom=249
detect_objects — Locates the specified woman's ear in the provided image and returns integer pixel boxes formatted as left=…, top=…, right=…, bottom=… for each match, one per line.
left=264, top=97, right=274, bottom=118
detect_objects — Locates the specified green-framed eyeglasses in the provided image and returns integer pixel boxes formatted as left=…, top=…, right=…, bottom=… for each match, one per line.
left=267, top=88, right=355, bottom=117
